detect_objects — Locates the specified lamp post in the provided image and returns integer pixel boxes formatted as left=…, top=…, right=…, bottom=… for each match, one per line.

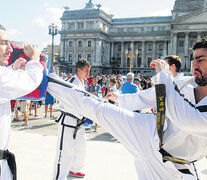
left=48, top=23, right=58, bottom=71
left=125, top=43, right=138, bottom=72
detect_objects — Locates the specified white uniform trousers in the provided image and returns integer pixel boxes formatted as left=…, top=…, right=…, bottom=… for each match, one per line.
left=48, top=76, right=197, bottom=180
left=0, top=160, right=13, bottom=180
left=53, top=118, right=86, bottom=180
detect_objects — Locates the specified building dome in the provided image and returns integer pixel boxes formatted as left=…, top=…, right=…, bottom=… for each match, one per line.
left=172, top=0, right=206, bottom=19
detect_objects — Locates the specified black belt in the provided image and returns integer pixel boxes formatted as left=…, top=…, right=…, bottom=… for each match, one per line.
left=0, top=150, right=16, bottom=180
left=56, top=111, right=86, bottom=139
left=159, top=148, right=198, bottom=177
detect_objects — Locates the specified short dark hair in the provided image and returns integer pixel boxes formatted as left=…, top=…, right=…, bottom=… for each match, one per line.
left=134, top=77, right=140, bottom=82
left=0, top=24, right=6, bottom=31
left=76, top=58, right=91, bottom=72
left=193, top=39, right=207, bottom=50
left=164, top=55, right=182, bottom=72
left=110, top=78, right=116, bottom=84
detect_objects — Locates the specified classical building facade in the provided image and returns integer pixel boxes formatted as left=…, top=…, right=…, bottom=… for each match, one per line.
left=59, top=0, right=207, bottom=76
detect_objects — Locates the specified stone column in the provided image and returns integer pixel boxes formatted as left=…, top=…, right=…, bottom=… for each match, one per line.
left=111, top=42, right=114, bottom=58
left=123, top=43, right=127, bottom=67
left=152, top=41, right=156, bottom=60
left=141, top=41, right=145, bottom=67
left=94, top=39, right=97, bottom=63
left=73, top=39, right=77, bottom=64
left=184, top=32, right=189, bottom=70
left=163, top=41, right=168, bottom=57
left=60, top=39, right=64, bottom=58
left=197, top=31, right=201, bottom=41
left=172, top=33, right=177, bottom=55
left=83, top=39, right=86, bottom=59
left=121, top=41, right=124, bottom=67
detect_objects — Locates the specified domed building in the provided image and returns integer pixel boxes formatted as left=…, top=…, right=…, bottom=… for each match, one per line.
left=59, top=0, right=207, bottom=75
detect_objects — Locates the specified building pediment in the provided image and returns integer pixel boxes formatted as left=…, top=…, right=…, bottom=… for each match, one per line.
left=172, top=8, right=207, bottom=24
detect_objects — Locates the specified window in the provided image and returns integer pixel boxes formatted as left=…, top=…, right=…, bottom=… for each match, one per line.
left=68, top=23, right=75, bottom=30
left=179, top=40, right=184, bottom=47
left=131, top=28, right=134, bottom=32
left=148, top=57, right=152, bottom=66
left=78, top=54, right=82, bottom=60
left=68, top=54, right=73, bottom=62
left=159, top=44, right=163, bottom=50
left=137, top=57, right=141, bottom=66
left=138, top=44, right=142, bottom=50
left=151, top=27, right=154, bottom=31
left=158, top=27, right=161, bottom=31
left=141, top=27, right=144, bottom=32
left=190, top=40, right=195, bottom=48
left=127, top=28, right=130, bottom=32
left=78, top=41, right=82, bottom=47
left=87, top=54, right=91, bottom=62
left=69, top=41, right=73, bottom=47
left=118, top=45, right=121, bottom=51
left=121, top=28, right=124, bottom=32
left=162, top=26, right=166, bottom=31
left=148, top=44, right=152, bottom=50
left=88, top=41, right=91, bottom=47
left=78, top=22, right=84, bottom=29
left=117, top=28, right=121, bottom=32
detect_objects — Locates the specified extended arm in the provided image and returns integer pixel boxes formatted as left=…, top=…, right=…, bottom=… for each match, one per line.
left=117, top=87, right=156, bottom=110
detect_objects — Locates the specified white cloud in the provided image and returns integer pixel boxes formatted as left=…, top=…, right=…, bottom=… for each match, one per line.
left=45, top=7, right=63, bottom=27
left=148, top=8, right=172, bottom=16
left=33, top=17, right=46, bottom=28
left=32, top=5, right=63, bottom=29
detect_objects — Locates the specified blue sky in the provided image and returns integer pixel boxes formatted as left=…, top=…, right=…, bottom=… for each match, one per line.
left=0, top=0, right=175, bottom=50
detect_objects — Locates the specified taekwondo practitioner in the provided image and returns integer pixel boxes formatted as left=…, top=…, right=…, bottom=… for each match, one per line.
left=53, top=59, right=91, bottom=180
left=163, top=55, right=194, bottom=86
left=0, top=24, right=43, bottom=180
left=48, top=39, right=207, bottom=180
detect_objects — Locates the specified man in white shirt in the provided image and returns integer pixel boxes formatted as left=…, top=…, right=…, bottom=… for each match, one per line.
left=48, top=39, right=207, bottom=179
left=0, top=24, right=43, bottom=180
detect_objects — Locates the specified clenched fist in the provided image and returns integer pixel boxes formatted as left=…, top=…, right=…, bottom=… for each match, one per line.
left=23, top=44, right=40, bottom=61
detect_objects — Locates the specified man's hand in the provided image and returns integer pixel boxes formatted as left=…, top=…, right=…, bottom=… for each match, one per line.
left=150, top=59, right=169, bottom=73
left=23, top=44, right=40, bottom=61
left=12, top=58, right=27, bottom=70
left=105, top=91, right=118, bottom=102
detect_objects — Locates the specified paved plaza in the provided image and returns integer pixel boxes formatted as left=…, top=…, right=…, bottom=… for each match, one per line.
left=8, top=103, right=207, bottom=180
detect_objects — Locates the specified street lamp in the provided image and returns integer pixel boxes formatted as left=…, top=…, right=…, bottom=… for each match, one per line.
left=48, top=23, right=58, bottom=71
left=125, top=43, right=138, bottom=72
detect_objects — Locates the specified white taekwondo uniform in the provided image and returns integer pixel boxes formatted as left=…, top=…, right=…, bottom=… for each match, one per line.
left=53, top=74, right=86, bottom=180
left=48, top=71, right=207, bottom=180
left=0, top=61, right=43, bottom=180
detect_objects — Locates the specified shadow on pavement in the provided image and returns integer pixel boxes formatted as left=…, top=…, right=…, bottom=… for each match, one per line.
left=201, top=169, right=207, bottom=175
left=88, top=132, right=119, bottom=143
left=13, top=123, right=55, bottom=131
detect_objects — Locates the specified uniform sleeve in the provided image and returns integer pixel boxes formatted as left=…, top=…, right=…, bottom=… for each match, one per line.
left=117, top=87, right=156, bottom=110
left=152, top=70, right=207, bottom=139
left=0, top=61, right=43, bottom=104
